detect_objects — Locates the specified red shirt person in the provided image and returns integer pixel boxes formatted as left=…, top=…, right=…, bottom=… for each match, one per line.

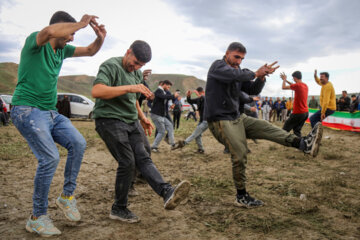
left=281, top=71, right=309, bottom=137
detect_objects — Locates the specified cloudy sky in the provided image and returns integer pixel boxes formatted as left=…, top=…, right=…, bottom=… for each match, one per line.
left=1, top=0, right=359, bottom=97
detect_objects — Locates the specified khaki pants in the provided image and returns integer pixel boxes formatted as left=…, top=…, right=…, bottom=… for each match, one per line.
left=208, top=114, right=297, bottom=190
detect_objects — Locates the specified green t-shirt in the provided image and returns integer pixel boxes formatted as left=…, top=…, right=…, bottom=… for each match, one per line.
left=12, top=31, right=76, bottom=110
left=92, top=57, right=143, bottom=123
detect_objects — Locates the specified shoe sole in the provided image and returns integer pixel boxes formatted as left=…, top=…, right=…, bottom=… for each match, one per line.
left=109, top=213, right=141, bottom=223
left=26, top=224, right=61, bottom=237
left=164, top=181, right=190, bottom=210
left=55, top=199, right=81, bottom=222
left=310, top=123, right=323, bottom=157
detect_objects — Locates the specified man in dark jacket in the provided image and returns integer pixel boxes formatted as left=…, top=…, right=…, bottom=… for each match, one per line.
left=205, top=42, right=323, bottom=208
left=173, top=87, right=207, bottom=153
left=339, top=90, right=351, bottom=111
left=350, top=95, right=359, bottom=113
left=150, top=80, right=179, bottom=152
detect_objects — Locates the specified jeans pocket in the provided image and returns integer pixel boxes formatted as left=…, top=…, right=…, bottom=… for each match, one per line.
left=11, top=106, right=33, bottom=127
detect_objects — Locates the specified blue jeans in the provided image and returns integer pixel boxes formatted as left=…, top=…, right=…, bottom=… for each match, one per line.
left=11, top=106, right=86, bottom=217
left=151, top=113, right=174, bottom=148
left=310, top=108, right=335, bottom=128
left=185, top=121, right=208, bottom=150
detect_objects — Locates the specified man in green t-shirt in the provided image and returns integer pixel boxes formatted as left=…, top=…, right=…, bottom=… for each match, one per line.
left=10, top=11, right=106, bottom=237
left=92, top=40, right=190, bottom=223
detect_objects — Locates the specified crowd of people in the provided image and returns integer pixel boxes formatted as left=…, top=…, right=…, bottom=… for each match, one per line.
left=5, top=10, right=359, bottom=238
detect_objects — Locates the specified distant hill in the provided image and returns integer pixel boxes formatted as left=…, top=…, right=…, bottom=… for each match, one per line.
left=0, top=62, right=206, bottom=99
left=146, top=74, right=206, bottom=95
left=0, top=62, right=18, bottom=94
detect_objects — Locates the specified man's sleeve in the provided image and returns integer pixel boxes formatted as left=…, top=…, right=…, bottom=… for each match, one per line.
left=154, top=89, right=174, bottom=99
left=208, top=60, right=255, bottom=84
left=239, top=91, right=253, bottom=104
left=64, top=44, right=76, bottom=59
left=241, top=78, right=265, bottom=95
left=93, top=63, right=114, bottom=87
left=290, top=83, right=298, bottom=91
left=23, top=32, right=41, bottom=53
left=315, top=76, right=322, bottom=86
left=187, top=96, right=199, bottom=104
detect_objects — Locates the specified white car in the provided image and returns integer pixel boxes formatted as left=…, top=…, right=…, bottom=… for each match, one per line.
left=57, top=93, right=94, bottom=119
left=0, top=94, right=12, bottom=113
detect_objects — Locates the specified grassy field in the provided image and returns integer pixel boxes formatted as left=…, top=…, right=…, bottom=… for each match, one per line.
left=0, top=116, right=359, bottom=239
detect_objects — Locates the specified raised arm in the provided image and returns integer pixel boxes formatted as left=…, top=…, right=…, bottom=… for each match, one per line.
left=280, top=72, right=291, bottom=90
left=154, top=89, right=177, bottom=100
left=314, top=69, right=321, bottom=86
left=73, top=21, right=106, bottom=57
left=36, top=14, right=98, bottom=46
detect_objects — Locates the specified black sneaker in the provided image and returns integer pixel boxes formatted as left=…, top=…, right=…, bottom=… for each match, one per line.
left=302, top=122, right=323, bottom=157
left=164, top=181, right=190, bottom=210
left=109, top=207, right=140, bottom=223
left=171, top=140, right=185, bottom=150
left=235, top=192, right=264, bottom=208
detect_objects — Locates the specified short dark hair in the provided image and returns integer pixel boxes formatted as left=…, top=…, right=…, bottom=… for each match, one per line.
left=342, top=90, right=347, bottom=94
left=351, top=94, right=356, bottom=98
left=130, top=40, right=152, bottom=63
left=162, top=80, right=172, bottom=86
left=49, top=11, right=76, bottom=25
left=196, top=87, right=204, bottom=92
left=292, top=71, right=302, bottom=80
left=227, top=42, right=247, bottom=53
left=320, top=72, right=329, bottom=79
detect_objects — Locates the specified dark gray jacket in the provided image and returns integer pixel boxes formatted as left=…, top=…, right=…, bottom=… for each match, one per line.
left=205, top=58, right=265, bottom=121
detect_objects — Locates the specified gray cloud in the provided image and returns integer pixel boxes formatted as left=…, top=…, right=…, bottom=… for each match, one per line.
left=0, top=39, right=20, bottom=52
left=168, top=0, right=360, bottom=69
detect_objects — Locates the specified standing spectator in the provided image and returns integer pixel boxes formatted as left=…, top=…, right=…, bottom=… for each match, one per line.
left=350, top=95, right=359, bottom=113
left=281, top=97, right=288, bottom=122
left=286, top=97, right=293, bottom=116
left=172, top=96, right=183, bottom=129
left=339, top=90, right=351, bottom=111
left=56, top=95, right=71, bottom=118
left=150, top=80, right=179, bottom=152
left=274, top=98, right=283, bottom=121
left=269, top=99, right=276, bottom=122
left=281, top=71, right=309, bottom=137
left=310, top=70, right=336, bottom=128
left=10, top=11, right=106, bottom=237
left=308, top=96, right=319, bottom=109
left=261, top=96, right=271, bottom=121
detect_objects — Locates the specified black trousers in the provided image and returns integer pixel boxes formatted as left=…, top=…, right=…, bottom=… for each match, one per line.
left=95, top=118, right=172, bottom=208
left=282, top=112, right=309, bottom=137
left=173, top=111, right=181, bottom=129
